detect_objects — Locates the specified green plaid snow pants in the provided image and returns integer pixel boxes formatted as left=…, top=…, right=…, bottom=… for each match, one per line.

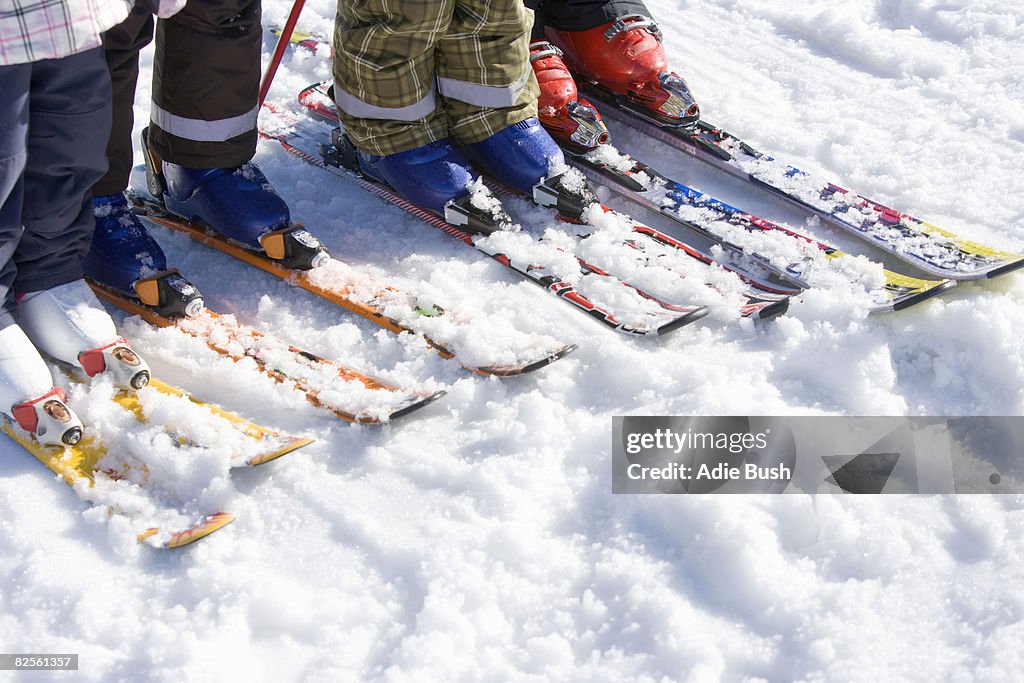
left=332, top=0, right=540, bottom=156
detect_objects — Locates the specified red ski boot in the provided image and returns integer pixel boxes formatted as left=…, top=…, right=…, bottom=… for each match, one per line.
left=545, top=14, right=700, bottom=128
left=529, top=41, right=609, bottom=152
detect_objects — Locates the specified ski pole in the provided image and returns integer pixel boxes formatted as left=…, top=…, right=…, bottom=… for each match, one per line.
left=259, top=0, right=306, bottom=106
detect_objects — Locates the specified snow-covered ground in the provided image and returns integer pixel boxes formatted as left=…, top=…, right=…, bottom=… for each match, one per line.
left=2, top=1, right=1024, bottom=680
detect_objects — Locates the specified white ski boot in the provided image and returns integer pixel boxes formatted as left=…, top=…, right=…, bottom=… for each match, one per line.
left=0, top=323, right=83, bottom=446
left=18, top=280, right=151, bottom=390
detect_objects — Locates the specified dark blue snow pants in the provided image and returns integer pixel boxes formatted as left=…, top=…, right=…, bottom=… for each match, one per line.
left=0, top=47, right=112, bottom=329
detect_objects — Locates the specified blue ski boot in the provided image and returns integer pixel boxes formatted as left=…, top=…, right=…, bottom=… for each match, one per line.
left=321, top=128, right=510, bottom=235
left=462, top=117, right=564, bottom=193
left=87, top=193, right=205, bottom=318
left=462, top=117, right=596, bottom=219
left=356, top=139, right=475, bottom=214
left=141, top=128, right=328, bottom=270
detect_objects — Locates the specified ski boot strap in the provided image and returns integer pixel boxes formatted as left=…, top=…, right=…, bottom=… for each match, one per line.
left=260, top=225, right=331, bottom=270
left=604, top=15, right=662, bottom=42
left=140, top=127, right=167, bottom=199
left=79, top=338, right=151, bottom=390
left=11, top=388, right=84, bottom=447
left=134, top=269, right=205, bottom=318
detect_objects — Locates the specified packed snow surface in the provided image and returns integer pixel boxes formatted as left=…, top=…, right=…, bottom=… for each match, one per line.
left=2, top=1, right=1024, bottom=681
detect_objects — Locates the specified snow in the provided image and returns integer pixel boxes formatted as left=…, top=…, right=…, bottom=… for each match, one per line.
left=2, top=0, right=1024, bottom=680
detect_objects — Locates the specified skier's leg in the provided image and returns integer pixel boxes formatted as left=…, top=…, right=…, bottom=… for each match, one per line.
left=16, top=48, right=111, bottom=296
left=537, top=0, right=700, bottom=127
left=528, top=38, right=610, bottom=151
left=85, top=9, right=172, bottom=298
left=331, top=0, right=483, bottom=214
left=437, top=0, right=540, bottom=146
left=332, top=0, right=453, bottom=156
left=15, top=48, right=151, bottom=391
left=532, top=0, right=651, bottom=32
left=146, top=0, right=295, bottom=252
left=0, top=63, right=29, bottom=334
left=0, top=62, right=56, bottom=419
left=0, top=57, right=91, bottom=445
left=94, top=7, right=155, bottom=198
left=438, top=0, right=563, bottom=195
left=149, top=0, right=261, bottom=168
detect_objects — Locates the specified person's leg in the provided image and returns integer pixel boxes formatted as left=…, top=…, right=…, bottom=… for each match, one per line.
left=440, top=0, right=563, bottom=195
left=93, top=6, right=155, bottom=197
left=16, top=48, right=111, bottom=294
left=534, top=0, right=652, bottom=32
left=330, top=0, right=486, bottom=215
left=0, top=63, right=30, bottom=332
left=437, top=0, right=539, bottom=147
left=0, top=61, right=82, bottom=443
left=85, top=8, right=171, bottom=297
left=536, top=0, right=700, bottom=127
left=331, top=0, right=454, bottom=156
left=16, top=48, right=149, bottom=390
left=148, top=0, right=261, bottom=167
left=143, top=0, right=298, bottom=252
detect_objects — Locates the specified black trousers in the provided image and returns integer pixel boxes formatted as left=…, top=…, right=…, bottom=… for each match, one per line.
left=0, top=49, right=111, bottom=324
left=526, top=0, right=653, bottom=36
left=94, top=1, right=262, bottom=196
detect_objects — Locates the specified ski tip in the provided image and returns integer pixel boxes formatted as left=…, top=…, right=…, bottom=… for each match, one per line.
left=471, top=343, right=578, bottom=377
left=744, top=298, right=790, bottom=321
left=139, top=512, right=236, bottom=549
left=245, top=436, right=315, bottom=467
left=881, top=279, right=957, bottom=313
left=387, top=389, right=448, bottom=421
left=983, top=256, right=1024, bottom=279
left=655, top=306, right=711, bottom=337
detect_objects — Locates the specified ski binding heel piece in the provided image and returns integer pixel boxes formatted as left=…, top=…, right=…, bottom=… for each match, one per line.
left=134, top=269, right=205, bottom=318
left=260, top=226, right=331, bottom=270
left=443, top=194, right=512, bottom=236
left=321, top=128, right=362, bottom=173
left=562, top=100, right=610, bottom=151
left=79, top=339, right=151, bottom=390
left=533, top=172, right=599, bottom=219
left=651, top=72, right=700, bottom=127
left=11, top=388, right=84, bottom=447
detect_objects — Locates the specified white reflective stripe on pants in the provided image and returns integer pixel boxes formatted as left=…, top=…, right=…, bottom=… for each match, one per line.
left=150, top=102, right=258, bottom=142
left=333, top=82, right=438, bottom=122
left=436, top=67, right=531, bottom=108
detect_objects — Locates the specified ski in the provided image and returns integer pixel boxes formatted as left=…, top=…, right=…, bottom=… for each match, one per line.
left=65, top=372, right=313, bottom=468
left=0, top=365, right=311, bottom=548
left=577, top=82, right=1024, bottom=281
left=1, top=366, right=312, bottom=545
left=126, top=189, right=576, bottom=376
left=1, top=415, right=236, bottom=548
left=295, top=81, right=789, bottom=322
left=258, top=102, right=712, bottom=337
left=90, top=278, right=446, bottom=423
left=563, top=142, right=956, bottom=312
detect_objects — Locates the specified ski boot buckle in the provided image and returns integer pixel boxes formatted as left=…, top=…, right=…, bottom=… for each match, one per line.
left=79, top=338, right=151, bottom=390
left=11, top=388, right=84, bottom=447
left=604, top=15, right=662, bottom=42
left=135, top=269, right=205, bottom=318
left=260, top=225, right=330, bottom=270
